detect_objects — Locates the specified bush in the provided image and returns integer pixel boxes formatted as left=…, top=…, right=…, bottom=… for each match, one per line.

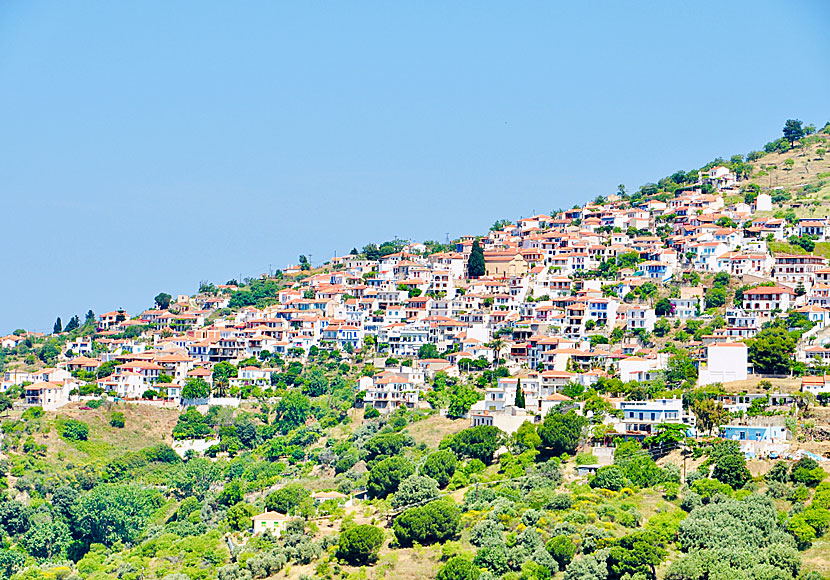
left=61, top=419, right=89, bottom=441
left=712, top=452, right=751, bottom=489
left=392, top=498, right=460, bottom=546
left=109, top=412, right=125, bottom=428
left=791, top=457, right=826, bottom=487
left=336, top=524, right=384, bottom=565
left=547, top=535, right=577, bottom=570
left=590, top=465, right=626, bottom=491
left=436, top=556, right=480, bottom=580
left=363, top=407, right=380, bottom=419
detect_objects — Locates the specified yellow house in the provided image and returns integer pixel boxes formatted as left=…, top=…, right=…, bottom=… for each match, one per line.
left=251, top=512, right=290, bottom=536
left=484, top=251, right=528, bottom=278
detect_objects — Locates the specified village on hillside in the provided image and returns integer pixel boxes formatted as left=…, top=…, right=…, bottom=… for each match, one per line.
left=2, top=123, right=830, bottom=580
left=4, top=122, right=830, bottom=464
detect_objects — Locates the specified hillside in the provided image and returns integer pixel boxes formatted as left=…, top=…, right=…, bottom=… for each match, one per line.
left=2, top=121, right=830, bottom=580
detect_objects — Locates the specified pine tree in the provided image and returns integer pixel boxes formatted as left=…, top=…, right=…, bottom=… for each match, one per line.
left=468, top=239, right=485, bottom=278
left=53, top=317, right=62, bottom=334
left=515, top=378, right=525, bottom=408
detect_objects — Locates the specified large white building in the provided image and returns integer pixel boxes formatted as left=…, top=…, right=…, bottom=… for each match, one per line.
left=699, top=342, right=748, bottom=386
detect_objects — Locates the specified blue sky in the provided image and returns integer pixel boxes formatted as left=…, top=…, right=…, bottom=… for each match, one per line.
left=1, top=1, right=828, bottom=333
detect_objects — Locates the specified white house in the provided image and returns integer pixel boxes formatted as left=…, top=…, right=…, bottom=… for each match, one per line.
left=626, top=307, right=656, bottom=332
left=252, top=512, right=291, bottom=536
left=699, top=342, right=748, bottom=386
left=618, top=397, right=691, bottom=435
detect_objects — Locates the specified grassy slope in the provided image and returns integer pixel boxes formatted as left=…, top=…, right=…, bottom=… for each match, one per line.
left=38, top=402, right=178, bottom=467
left=747, top=134, right=830, bottom=224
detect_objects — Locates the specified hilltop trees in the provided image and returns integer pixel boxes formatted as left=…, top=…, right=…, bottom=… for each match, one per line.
left=468, top=240, right=485, bottom=278
left=53, top=317, right=62, bottom=334
left=783, top=119, right=805, bottom=147
left=154, top=292, right=172, bottom=309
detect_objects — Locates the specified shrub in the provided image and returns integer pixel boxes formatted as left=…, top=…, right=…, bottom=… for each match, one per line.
left=109, top=412, right=125, bottom=429
left=712, top=452, right=751, bottom=489
left=61, top=419, right=89, bottom=441
left=590, top=465, right=626, bottom=491
left=436, top=556, right=480, bottom=580
left=336, top=524, right=384, bottom=565
left=546, top=535, right=577, bottom=570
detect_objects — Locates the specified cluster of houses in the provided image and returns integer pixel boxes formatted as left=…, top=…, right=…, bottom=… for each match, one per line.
left=2, top=172, right=829, bottom=454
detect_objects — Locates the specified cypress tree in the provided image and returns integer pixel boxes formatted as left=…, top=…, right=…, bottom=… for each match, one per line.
left=515, top=378, right=525, bottom=408
left=468, top=239, right=485, bottom=278
left=53, top=317, right=62, bottom=334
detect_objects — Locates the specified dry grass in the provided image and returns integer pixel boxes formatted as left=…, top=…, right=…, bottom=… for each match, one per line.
left=403, top=414, right=469, bottom=448
left=38, top=401, right=179, bottom=465
left=748, top=136, right=830, bottom=190
left=802, top=536, right=830, bottom=576
left=720, top=377, right=802, bottom=394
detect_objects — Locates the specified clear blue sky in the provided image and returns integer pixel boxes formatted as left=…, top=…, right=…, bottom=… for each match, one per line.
left=1, top=1, right=828, bottom=333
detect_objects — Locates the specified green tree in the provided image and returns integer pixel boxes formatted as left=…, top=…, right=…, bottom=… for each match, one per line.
left=608, top=531, right=667, bottom=580
left=337, top=524, right=385, bottom=565
left=655, top=298, right=672, bottom=317
left=75, top=484, right=162, bottom=546
left=468, top=240, right=485, bottom=278
left=514, top=378, right=525, bottom=409
left=417, top=343, right=440, bottom=359
left=712, top=450, right=751, bottom=489
left=154, top=292, right=172, bottom=310
left=391, top=474, right=439, bottom=509
left=443, top=426, right=504, bottom=464
left=547, top=535, right=577, bottom=571
left=363, top=432, right=415, bottom=463
left=64, top=315, right=80, bottom=332
left=704, top=287, right=726, bottom=309
left=537, top=409, right=585, bottom=457
left=53, top=317, right=62, bottom=334
left=748, top=325, right=796, bottom=375
left=275, top=391, right=312, bottom=432
left=392, top=498, right=460, bottom=546
left=591, top=465, right=626, bottom=491
left=437, top=556, right=481, bottom=580
left=169, top=457, right=222, bottom=499
left=366, top=456, right=414, bottom=499
left=0, top=394, right=12, bottom=416
left=265, top=483, right=311, bottom=514
left=421, top=449, right=458, bottom=488
left=447, top=383, right=480, bottom=419
left=783, top=119, right=805, bottom=147
left=691, top=398, right=729, bottom=436
left=23, top=514, right=71, bottom=559
left=181, top=377, right=210, bottom=400
left=212, top=361, right=238, bottom=395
